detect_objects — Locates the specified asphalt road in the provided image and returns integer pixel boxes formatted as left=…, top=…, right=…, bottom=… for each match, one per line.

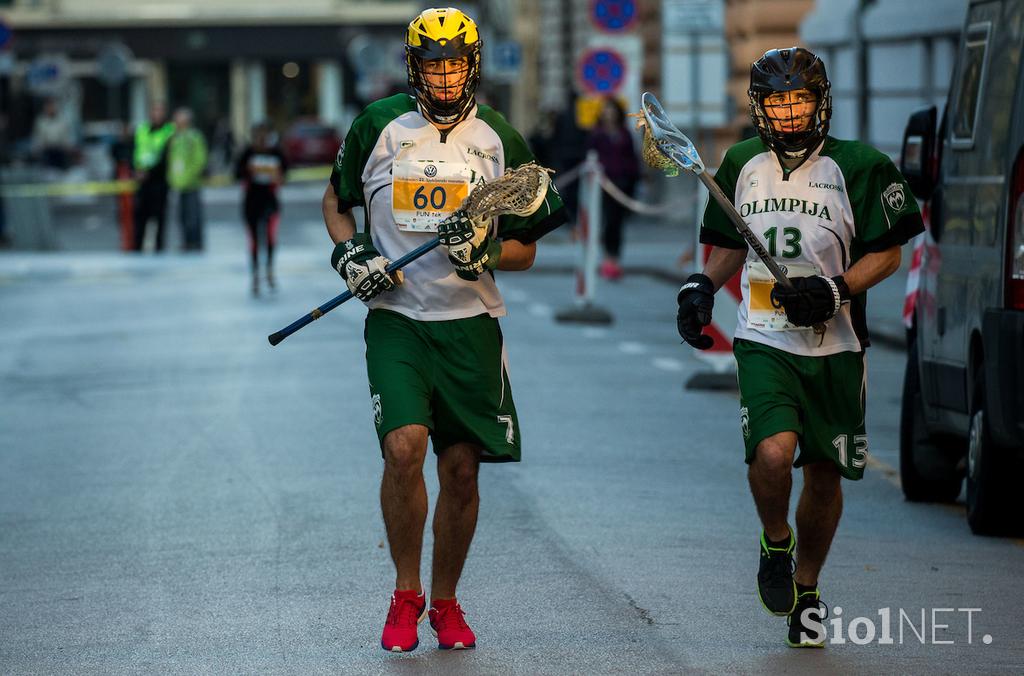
left=1, top=193, right=1022, bottom=674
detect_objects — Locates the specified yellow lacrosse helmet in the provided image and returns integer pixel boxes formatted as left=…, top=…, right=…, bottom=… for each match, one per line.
left=406, top=7, right=482, bottom=125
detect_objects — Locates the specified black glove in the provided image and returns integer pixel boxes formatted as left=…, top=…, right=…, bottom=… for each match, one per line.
left=331, top=233, right=401, bottom=302
left=770, top=275, right=851, bottom=327
left=676, top=273, right=715, bottom=350
left=437, top=211, right=502, bottom=281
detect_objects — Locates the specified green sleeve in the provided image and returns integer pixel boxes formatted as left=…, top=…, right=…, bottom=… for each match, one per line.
left=698, top=138, right=762, bottom=250
left=329, top=113, right=374, bottom=213
left=329, top=94, right=416, bottom=214
left=848, top=152, right=924, bottom=252
left=476, top=106, right=567, bottom=244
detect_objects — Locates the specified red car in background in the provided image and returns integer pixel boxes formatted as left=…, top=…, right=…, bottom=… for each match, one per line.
left=282, top=119, right=341, bottom=166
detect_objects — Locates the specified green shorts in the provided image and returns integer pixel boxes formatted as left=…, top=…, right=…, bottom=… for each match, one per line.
left=364, top=308, right=521, bottom=462
left=734, top=338, right=869, bottom=480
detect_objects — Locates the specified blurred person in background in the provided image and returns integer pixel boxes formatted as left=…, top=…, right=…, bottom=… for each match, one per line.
left=167, top=107, right=208, bottom=252
left=132, top=101, right=175, bottom=251
left=235, top=122, right=287, bottom=295
left=587, top=96, right=639, bottom=280
left=30, top=98, right=74, bottom=171
left=554, top=95, right=588, bottom=224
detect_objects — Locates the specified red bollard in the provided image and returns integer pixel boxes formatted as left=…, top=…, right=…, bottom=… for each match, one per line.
left=117, top=162, right=134, bottom=251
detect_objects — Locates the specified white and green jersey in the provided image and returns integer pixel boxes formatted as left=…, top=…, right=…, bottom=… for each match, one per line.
left=700, top=136, right=923, bottom=356
left=330, top=94, right=565, bottom=321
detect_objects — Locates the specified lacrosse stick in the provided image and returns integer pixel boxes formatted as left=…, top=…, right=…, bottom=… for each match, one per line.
left=638, top=92, right=825, bottom=336
left=268, top=162, right=553, bottom=346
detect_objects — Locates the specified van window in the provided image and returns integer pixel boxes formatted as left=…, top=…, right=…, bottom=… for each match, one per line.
left=951, top=22, right=991, bottom=148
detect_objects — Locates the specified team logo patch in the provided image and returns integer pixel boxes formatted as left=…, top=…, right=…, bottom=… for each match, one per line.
left=371, top=393, right=382, bottom=427
left=883, top=182, right=906, bottom=212
left=334, top=141, right=345, bottom=169
left=740, top=406, right=750, bottom=440
left=424, top=164, right=438, bottom=178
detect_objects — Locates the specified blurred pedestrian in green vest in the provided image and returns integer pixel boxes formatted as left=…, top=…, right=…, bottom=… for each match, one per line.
left=168, top=108, right=208, bottom=251
left=133, top=102, right=175, bottom=251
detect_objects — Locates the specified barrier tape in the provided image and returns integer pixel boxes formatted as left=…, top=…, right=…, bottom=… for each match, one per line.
left=0, top=164, right=333, bottom=198
left=551, top=158, right=692, bottom=216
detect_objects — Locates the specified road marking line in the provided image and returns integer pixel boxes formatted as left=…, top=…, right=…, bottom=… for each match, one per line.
left=652, top=357, right=684, bottom=372
left=866, top=453, right=901, bottom=488
left=527, top=303, right=553, bottom=318
left=618, top=341, right=647, bottom=355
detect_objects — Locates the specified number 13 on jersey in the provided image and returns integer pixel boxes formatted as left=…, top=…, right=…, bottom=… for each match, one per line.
left=392, top=159, right=471, bottom=232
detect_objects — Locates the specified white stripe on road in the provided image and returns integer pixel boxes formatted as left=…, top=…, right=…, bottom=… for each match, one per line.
left=527, top=303, right=553, bottom=318
left=503, top=288, right=529, bottom=303
left=652, top=357, right=684, bottom=372
left=618, top=341, right=647, bottom=355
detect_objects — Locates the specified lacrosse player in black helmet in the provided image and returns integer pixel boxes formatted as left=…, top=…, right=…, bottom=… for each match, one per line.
left=322, top=7, right=566, bottom=653
left=675, top=47, right=924, bottom=647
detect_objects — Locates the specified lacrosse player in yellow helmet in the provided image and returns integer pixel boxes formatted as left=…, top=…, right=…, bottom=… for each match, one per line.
left=322, top=6, right=566, bottom=653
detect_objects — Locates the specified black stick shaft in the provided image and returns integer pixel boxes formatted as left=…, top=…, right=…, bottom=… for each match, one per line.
left=267, top=237, right=441, bottom=346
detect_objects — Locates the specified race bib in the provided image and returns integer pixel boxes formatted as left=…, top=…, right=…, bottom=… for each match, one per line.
left=392, top=159, right=471, bottom=232
left=746, top=260, right=820, bottom=331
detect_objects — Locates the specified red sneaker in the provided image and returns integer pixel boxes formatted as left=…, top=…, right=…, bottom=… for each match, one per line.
left=428, top=599, right=476, bottom=650
left=381, top=589, right=427, bottom=652
left=599, top=259, right=624, bottom=281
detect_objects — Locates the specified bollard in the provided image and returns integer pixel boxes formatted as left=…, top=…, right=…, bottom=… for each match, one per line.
left=117, top=161, right=135, bottom=251
left=555, top=150, right=613, bottom=325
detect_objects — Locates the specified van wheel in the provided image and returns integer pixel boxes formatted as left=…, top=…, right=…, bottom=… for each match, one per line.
left=966, top=372, right=1016, bottom=535
left=899, top=343, right=963, bottom=502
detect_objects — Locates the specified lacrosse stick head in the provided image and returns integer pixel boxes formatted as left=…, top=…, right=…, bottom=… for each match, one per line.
left=462, top=162, right=552, bottom=219
left=639, top=92, right=705, bottom=176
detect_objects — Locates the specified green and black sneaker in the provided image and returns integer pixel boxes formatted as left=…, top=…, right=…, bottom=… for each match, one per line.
left=756, top=529, right=796, bottom=615
left=786, top=588, right=828, bottom=648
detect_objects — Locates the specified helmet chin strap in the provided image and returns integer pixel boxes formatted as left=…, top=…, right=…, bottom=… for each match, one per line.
left=417, top=97, right=475, bottom=127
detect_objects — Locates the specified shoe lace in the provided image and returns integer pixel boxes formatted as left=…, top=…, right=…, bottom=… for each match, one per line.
left=787, top=593, right=830, bottom=628
left=763, top=549, right=796, bottom=587
left=387, top=594, right=423, bottom=626
left=433, top=602, right=469, bottom=631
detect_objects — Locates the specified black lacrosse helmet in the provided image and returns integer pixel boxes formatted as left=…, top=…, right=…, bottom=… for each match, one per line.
left=748, top=47, right=832, bottom=159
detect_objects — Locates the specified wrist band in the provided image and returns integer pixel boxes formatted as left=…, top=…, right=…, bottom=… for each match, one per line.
left=823, top=276, right=841, bottom=317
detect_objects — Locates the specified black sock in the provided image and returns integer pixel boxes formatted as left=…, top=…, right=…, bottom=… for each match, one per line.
left=796, top=582, right=817, bottom=595
left=767, top=532, right=792, bottom=549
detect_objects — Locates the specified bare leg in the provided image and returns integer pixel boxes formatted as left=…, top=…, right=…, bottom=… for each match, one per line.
left=380, top=424, right=430, bottom=591
left=794, top=461, right=843, bottom=587
left=430, top=443, right=481, bottom=601
left=747, top=431, right=798, bottom=541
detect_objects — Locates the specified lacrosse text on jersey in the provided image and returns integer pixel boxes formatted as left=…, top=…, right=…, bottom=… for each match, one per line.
left=701, top=136, right=923, bottom=357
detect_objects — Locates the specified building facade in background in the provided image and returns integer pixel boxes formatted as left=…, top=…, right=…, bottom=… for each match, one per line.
left=0, top=0, right=417, bottom=166
left=802, top=0, right=966, bottom=156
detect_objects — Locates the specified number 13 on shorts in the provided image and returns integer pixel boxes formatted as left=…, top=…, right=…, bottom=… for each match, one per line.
left=832, top=434, right=868, bottom=469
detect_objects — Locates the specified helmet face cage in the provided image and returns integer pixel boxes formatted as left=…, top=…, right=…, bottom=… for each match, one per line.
left=748, top=47, right=832, bottom=159
left=406, top=8, right=482, bottom=125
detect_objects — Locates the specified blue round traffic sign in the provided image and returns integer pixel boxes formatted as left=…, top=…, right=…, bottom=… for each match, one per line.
left=579, top=48, right=626, bottom=94
left=590, top=0, right=638, bottom=33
